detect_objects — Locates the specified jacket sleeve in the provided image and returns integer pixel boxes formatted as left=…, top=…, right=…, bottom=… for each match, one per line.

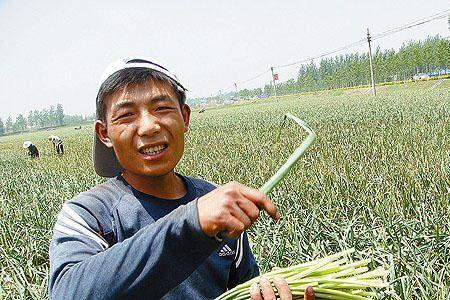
left=227, top=232, right=260, bottom=289
left=48, top=199, right=220, bottom=300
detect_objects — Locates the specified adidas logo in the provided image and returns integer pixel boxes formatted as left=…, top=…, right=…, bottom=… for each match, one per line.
left=219, top=244, right=236, bottom=257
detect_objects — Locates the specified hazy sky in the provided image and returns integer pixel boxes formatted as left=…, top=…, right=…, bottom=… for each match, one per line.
left=0, top=1, right=448, bottom=120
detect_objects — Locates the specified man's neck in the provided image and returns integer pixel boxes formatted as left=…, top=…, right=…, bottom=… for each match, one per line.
left=121, top=170, right=187, bottom=199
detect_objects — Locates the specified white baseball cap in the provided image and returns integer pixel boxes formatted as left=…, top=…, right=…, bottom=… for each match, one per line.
left=23, top=141, right=31, bottom=149
left=93, top=56, right=187, bottom=178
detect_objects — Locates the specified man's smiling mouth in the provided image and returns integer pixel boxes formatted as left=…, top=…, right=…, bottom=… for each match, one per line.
left=139, top=144, right=168, bottom=156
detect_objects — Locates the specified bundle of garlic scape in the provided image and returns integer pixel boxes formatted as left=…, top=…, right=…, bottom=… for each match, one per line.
left=217, top=248, right=390, bottom=300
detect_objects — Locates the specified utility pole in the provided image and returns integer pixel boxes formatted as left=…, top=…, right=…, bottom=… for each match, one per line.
left=367, top=28, right=376, bottom=96
left=234, top=83, right=238, bottom=99
left=270, top=67, right=278, bottom=99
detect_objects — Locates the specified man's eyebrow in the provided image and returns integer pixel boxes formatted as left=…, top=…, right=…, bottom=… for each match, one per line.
left=111, top=95, right=175, bottom=111
left=151, top=95, right=174, bottom=103
left=111, top=99, right=135, bottom=111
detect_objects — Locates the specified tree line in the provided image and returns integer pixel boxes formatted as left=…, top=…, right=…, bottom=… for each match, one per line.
left=0, top=104, right=94, bottom=135
left=282, top=35, right=449, bottom=94
left=189, top=35, right=450, bottom=106
left=258, top=35, right=449, bottom=97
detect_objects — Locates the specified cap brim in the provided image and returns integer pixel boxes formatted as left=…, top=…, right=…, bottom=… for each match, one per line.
left=93, top=133, right=123, bottom=178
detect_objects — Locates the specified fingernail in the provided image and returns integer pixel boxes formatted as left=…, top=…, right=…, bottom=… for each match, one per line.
left=305, top=286, right=314, bottom=296
left=275, top=212, right=281, bottom=220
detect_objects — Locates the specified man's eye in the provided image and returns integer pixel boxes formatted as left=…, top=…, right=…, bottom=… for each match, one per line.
left=156, top=106, right=174, bottom=111
left=118, top=112, right=133, bottom=119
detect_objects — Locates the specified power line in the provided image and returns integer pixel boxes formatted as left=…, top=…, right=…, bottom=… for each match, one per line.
left=236, top=68, right=270, bottom=85
left=276, top=9, right=450, bottom=70
left=212, top=9, right=450, bottom=97
left=217, top=69, right=271, bottom=94
left=373, top=15, right=449, bottom=40
left=275, top=39, right=367, bottom=69
left=372, top=9, right=449, bottom=40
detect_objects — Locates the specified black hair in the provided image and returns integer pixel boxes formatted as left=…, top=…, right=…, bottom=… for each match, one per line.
left=96, top=67, right=186, bottom=122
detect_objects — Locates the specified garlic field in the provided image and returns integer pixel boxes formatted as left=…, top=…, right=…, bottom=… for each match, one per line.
left=0, top=81, right=449, bottom=299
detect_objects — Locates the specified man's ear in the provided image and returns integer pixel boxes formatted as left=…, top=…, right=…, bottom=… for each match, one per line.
left=181, top=104, right=191, bottom=132
left=94, top=120, right=113, bottom=148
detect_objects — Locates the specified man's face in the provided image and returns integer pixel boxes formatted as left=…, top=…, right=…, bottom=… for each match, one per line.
left=96, top=79, right=190, bottom=178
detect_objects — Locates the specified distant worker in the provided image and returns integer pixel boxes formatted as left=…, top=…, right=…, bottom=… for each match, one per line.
left=48, top=135, right=64, bottom=155
left=23, top=141, right=39, bottom=158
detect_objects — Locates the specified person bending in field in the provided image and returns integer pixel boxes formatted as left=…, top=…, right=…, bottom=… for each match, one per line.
left=23, top=141, right=39, bottom=158
left=48, top=57, right=315, bottom=300
left=48, top=135, right=64, bottom=155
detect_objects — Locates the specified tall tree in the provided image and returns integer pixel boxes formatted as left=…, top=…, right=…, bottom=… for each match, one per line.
left=27, top=111, right=35, bottom=128
left=56, top=103, right=64, bottom=126
left=15, top=114, right=27, bottom=132
left=49, top=106, right=57, bottom=126
left=0, top=118, right=4, bottom=135
left=41, top=108, right=49, bottom=127
left=5, top=116, right=13, bottom=133
left=33, top=110, right=41, bottom=128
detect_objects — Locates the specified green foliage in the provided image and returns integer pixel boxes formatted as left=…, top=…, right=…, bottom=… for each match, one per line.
left=4, top=104, right=93, bottom=135
left=0, top=81, right=449, bottom=299
left=0, top=118, right=4, bottom=135
left=13, top=114, right=27, bottom=133
left=56, top=104, right=64, bottom=126
left=291, top=35, right=450, bottom=94
left=241, top=35, right=450, bottom=99
left=189, top=36, right=450, bottom=106
left=5, top=117, right=13, bottom=133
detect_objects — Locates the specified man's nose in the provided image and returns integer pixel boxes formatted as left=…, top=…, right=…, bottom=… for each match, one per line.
left=137, top=114, right=161, bottom=136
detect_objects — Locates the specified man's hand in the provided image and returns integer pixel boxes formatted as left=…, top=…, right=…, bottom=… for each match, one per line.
left=249, top=276, right=315, bottom=300
left=197, top=182, right=280, bottom=239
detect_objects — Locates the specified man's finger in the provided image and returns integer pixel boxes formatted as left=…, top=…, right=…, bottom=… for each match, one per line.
left=239, top=186, right=280, bottom=220
left=259, top=276, right=276, bottom=299
left=304, top=286, right=315, bottom=300
left=273, top=276, right=292, bottom=300
left=250, top=283, right=263, bottom=300
left=222, top=216, right=245, bottom=239
left=236, top=198, right=261, bottom=222
left=230, top=204, right=252, bottom=230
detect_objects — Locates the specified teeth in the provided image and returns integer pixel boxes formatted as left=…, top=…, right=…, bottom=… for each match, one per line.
left=141, top=145, right=166, bottom=155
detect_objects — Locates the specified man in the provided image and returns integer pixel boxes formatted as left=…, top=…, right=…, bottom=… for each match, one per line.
left=49, top=57, right=314, bottom=299
left=48, top=135, right=64, bottom=155
left=23, top=140, right=39, bottom=158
